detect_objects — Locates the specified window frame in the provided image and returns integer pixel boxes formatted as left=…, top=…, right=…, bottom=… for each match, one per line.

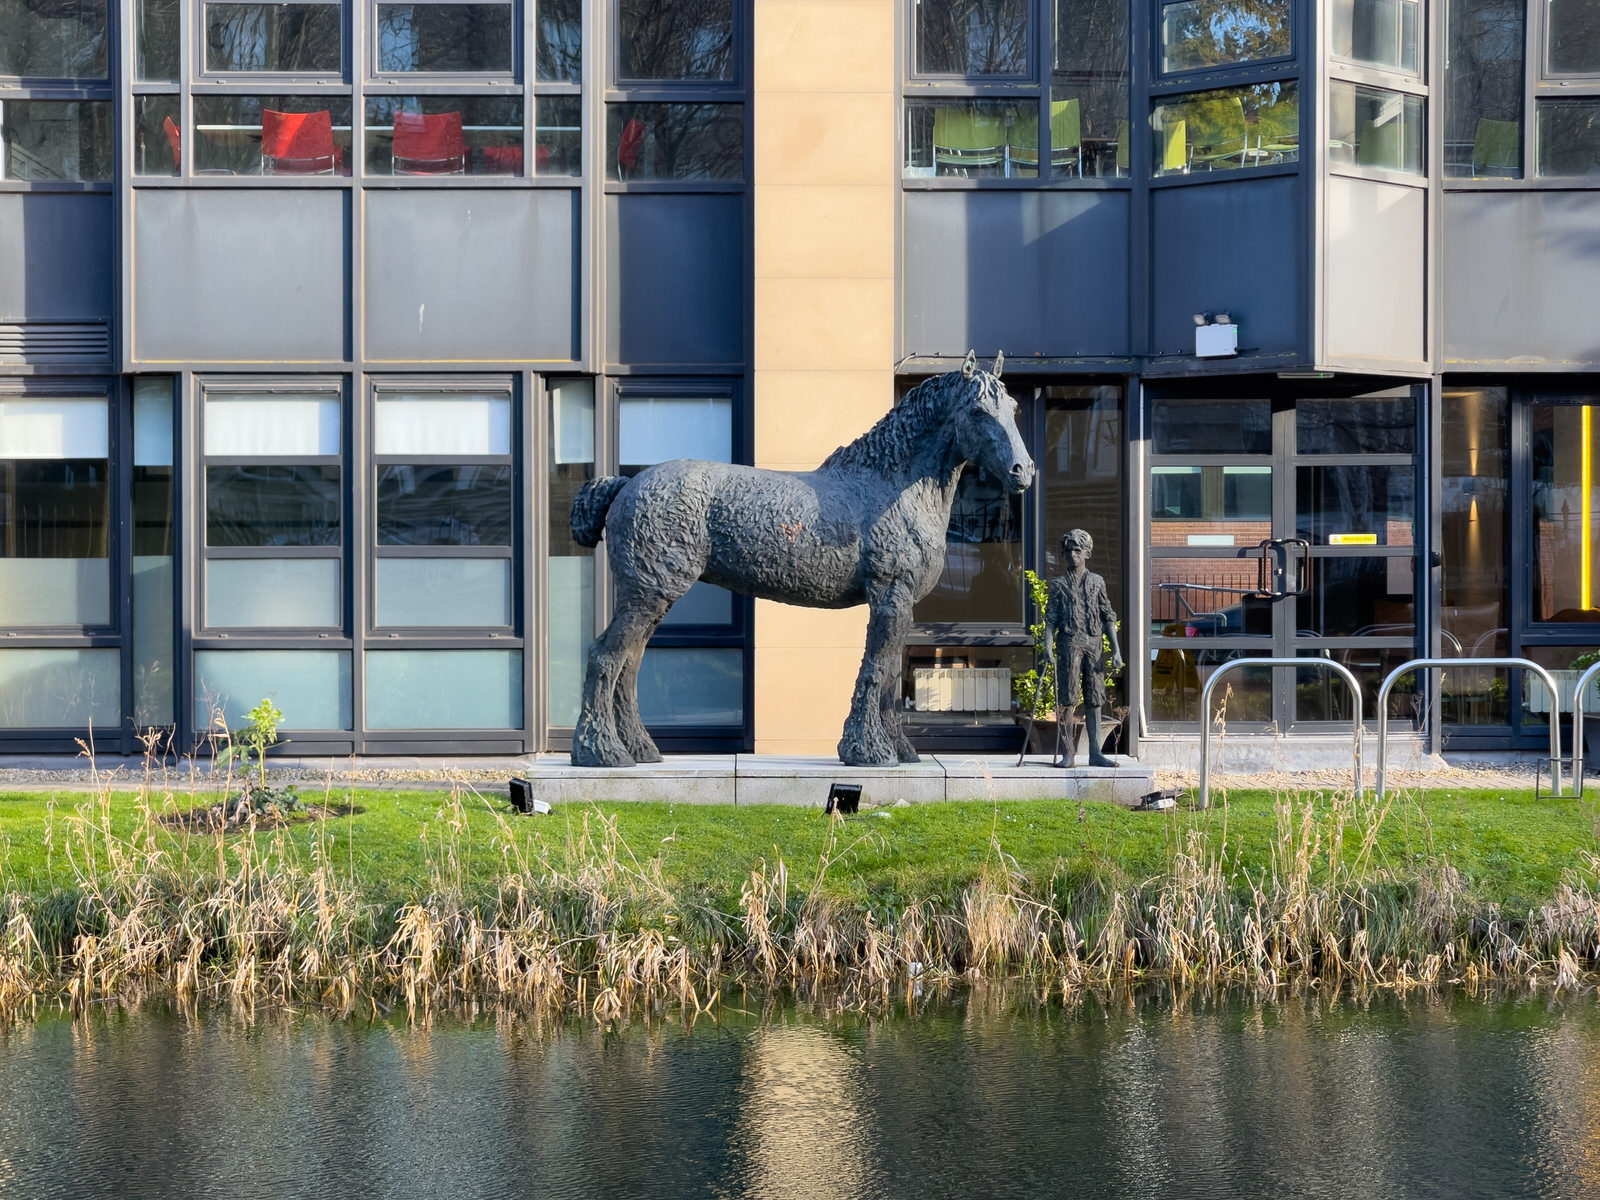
left=368, top=0, right=519, bottom=82
left=908, top=0, right=1038, bottom=82
left=196, top=0, right=348, bottom=84
left=195, top=377, right=348, bottom=637
left=1154, top=0, right=1296, bottom=81
left=1538, top=0, right=1600, bottom=82
left=1327, top=0, right=1425, bottom=82
left=610, top=0, right=743, bottom=91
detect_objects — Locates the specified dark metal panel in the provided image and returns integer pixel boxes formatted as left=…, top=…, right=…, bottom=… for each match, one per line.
left=1148, top=175, right=1304, bottom=364
left=902, top=190, right=1130, bottom=359
left=131, top=190, right=348, bottom=363
left=1324, top=176, right=1426, bottom=367
left=364, top=190, right=579, bottom=363
left=0, top=194, right=114, bottom=321
left=1443, top=192, right=1600, bottom=367
left=605, top=193, right=744, bottom=367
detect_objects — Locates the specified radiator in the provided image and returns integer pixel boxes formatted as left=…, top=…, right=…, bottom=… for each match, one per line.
left=912, top=667, right=1012, bottom=713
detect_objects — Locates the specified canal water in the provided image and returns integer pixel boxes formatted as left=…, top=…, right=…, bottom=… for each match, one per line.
left=2, top=992, right=1598, bottom=1198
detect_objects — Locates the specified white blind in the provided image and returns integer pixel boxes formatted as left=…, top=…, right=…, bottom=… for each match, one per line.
left=551, top=379, right=594, bottom=465
left=0, top=398, right=108, bottom=459
left=375, top=393, right=511, bottom=456
left=205, top=395, right=341, bottom=456
left=619, top=396, right=731, bottom=467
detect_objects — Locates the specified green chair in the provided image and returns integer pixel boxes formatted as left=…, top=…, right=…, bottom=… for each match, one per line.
left=932, top=107, right=1005, bottom=176
left=1009, top=99, right=1083, bottom=176
left=1356, top=117, right=1405, bottom=170
left=1114, top=120, right=1129, bottom=175
left=1471, top=117, right=1518, bottom=177
left=1156, top=117, right=1188, bottom=175
left=1191, top=97, right=1253, bottom=170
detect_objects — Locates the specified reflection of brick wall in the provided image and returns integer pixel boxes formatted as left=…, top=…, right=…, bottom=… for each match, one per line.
left=1151, top=559, right=1260, bottom=623
left=1150, top=521, right=1271, bottom=548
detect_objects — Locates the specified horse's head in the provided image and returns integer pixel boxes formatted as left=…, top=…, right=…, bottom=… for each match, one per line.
left=951, top=350, right=1034, bottom=494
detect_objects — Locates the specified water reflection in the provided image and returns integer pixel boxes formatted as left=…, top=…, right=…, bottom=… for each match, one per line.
left=3, top=994, right=1600, bottom=1198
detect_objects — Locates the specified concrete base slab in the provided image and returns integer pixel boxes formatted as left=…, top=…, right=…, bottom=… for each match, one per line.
left=517, top=756, right=736, bottom=805
left=1137, top=733, right=1442, bottom=775
left=939, top=755, right=1157, bottom=807
left=734, top=756, right=946, bottom=807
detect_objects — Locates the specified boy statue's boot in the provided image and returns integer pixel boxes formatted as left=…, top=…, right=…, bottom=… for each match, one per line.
left=1086, top=707, right=1116, bottom=769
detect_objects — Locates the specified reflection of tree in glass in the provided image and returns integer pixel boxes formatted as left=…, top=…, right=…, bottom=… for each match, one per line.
left=611, top=104, right=741, bottom=180
left=1444, top=0, right=1521, bottom=171
left=1054, top=0, right=1128, bottom=143
left=1, top=0, right=107, bottom=78
left=536, top=0, right=581, bottom=81
left=1549, top=0, right=1600, bottom=74
left=918, top=0, right=1028, bottom=75
left=619, top=0, right=733, bottom=81
left=1158, top=82, right=1297, bottom=164
left=1161, top=0, right=1289, bottom=72
left=207, top=3, right=340, bottom=73
left=377, top=4, right=513, bottom=73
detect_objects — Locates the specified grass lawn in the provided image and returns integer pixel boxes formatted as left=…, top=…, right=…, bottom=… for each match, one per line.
left=3, top=783, right=1596, bottom=914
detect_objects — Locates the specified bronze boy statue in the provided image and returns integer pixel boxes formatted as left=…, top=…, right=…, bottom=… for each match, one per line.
left=1044, top=528, right=1123, bottom=768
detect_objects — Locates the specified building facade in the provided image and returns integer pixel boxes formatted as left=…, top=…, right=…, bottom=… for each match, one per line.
left=0, top=0, right=1594, bottom=758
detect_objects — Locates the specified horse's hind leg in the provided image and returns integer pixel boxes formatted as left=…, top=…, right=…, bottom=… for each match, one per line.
left=613, top=608, right=668, bottom=764
left=881, top=679, right=918, bottom=764
left=572, top=599, right=666, bottom=768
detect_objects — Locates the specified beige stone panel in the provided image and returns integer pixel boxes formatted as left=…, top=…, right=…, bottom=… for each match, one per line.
left=754, top=0, right=895, bottom=95
left=754, top=370, right=890, bottom=467
left=754, top=277, right=894, bottom=372
left=756, top=599, right=867, bottom=649
left=754, top=645, right=864, bottom=752
left=755, top=186, right=893, bottom=281
left=754, top=91, right=894, bottom=188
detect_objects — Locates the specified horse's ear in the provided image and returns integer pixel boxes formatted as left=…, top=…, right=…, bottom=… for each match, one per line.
left=992, top=350, right=1004, bottom=379
left=962, top=350, right=977, bottom=378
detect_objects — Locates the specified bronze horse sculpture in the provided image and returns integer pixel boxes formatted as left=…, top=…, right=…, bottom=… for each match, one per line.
left=569, top=352, right=1034, bottom=767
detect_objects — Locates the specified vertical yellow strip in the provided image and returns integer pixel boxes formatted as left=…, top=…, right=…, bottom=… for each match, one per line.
left=1584, top=405, right=1593, bottom=611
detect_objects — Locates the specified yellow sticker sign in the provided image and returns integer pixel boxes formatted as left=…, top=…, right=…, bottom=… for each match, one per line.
left=1329, top=533, right=1378, bottom=545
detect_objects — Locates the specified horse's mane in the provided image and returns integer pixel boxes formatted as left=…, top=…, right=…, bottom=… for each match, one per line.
left=820, top=370, right=982, bottom=474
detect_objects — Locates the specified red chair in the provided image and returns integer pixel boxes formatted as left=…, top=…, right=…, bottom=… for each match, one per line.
left=617, top=117, right=645, bottom=177
left=482, top=145, right=524, bottom=175
left=392, top=110, right=466, bottom=175
left=261, top=109, right=338, bottom=175
left=162, top=116, right=181, bottom=172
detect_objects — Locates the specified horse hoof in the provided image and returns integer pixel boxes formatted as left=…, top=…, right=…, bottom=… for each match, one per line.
left=570, top=736, right=636, bottom=769
left=897, top=747, right=921, bottom=764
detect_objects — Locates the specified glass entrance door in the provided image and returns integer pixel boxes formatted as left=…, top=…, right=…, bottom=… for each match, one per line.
left=1147, top=390, right=1421, bottom=730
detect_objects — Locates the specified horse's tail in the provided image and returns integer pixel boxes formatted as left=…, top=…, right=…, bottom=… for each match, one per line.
left=570, top=475, right=628, bottom=548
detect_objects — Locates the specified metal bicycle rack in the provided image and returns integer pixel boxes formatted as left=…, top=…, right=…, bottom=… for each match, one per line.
left=1198, top=657, right=1364, bottom=810
left=1569, top=661, right=1600, bottom=797
left=1375, top=658, right=1575, bottom=799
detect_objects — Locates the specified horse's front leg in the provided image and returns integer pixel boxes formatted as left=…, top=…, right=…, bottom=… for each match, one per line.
left=838, top=585, right=913, bottom=767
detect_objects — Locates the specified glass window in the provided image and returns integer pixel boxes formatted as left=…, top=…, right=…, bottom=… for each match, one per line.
left=1149, top=652, right=1273, bottom=722
left=375, top=392, right=511, bottom=455
left=537, top=0, right=580, bottom=81
left=637, top=647, right=742, bottom=726
left=618, top=0, right=733, bottom=81
left=0, top=0, right=107, bottom=80
left=191, top=96, right=353, bottom=175
left=133, top=378, right=176, bottom=729
left=1548, top=0, right=1600, bottom=76
left=0, top=648, right=119, bottom=729
left=1150, top=557, right=1270, bottom=637
left=536, top=96, right=581, bottom=176
left=205, top=558, right=341, bottom=627
left=549, top=379, right=594, bottom=727
left=136, top=0, right=179, bottom=81
left=1151, top=398, right=1271, bottom=454
left=607, top=103, right=743, bottom=181
left=0, top=101, right=112, bottom=181
left=1296, top=557, right=1415, bottom=637
left=205, top=2, right=342, bottom=73
left=1295, top=465, right=1415, bottom=545
left=375, top=558, right=510, bottom=627
left=1151, top=82, right=1299, bottom=176
left=0, top=397, right=110, bottom=628
left=1053, top=0, right=1129, bottom=177
left=366, top=649, right=522, bottom=728
left=375, top=464, right=513, bottom=546
left=915, top=0, right=1028, bottom=76
left=135, top=96, right=181, bottom=176
left=1537, top=100, right=1600, bottom=177
left=904, top=99, right=1035, bottom=179
left=377, top=3, right=513, bottom=73
left=1299, top=646, right=1417, bottom=722
left=1159, top=0, right=1291, bottom=74
left=618, top=395, right=732, bottom=467
left=205, top=393, right=341, bottom=455
left=364, top=96, right=523, bottom=175
left=206, top=465, right=342, bottom=546
left=1331, top=0, right=1418, bottom=73
left=1296, top=396, right=1415, bottom=453
left=1151, top=466, right=1272, bottom=547
left=1443, top=0, right=1522, bottom=178
left=1328, top=83, right=1424, bottom=174
left=194, top=649, right=352, bottom=730
left=1439, top=388, right=1509, bottom=723
left=1530, top=401, right=1600, bottom=623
